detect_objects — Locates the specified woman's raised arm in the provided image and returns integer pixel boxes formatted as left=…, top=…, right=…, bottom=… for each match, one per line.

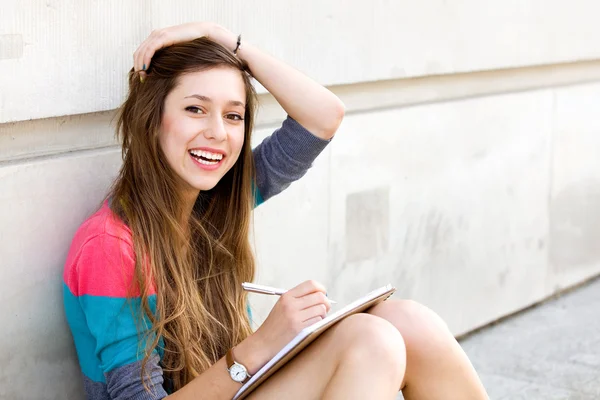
left=133, top=22, right=345, bottom=140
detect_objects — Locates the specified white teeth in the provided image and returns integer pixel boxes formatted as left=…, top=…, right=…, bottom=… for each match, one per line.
left=189, top=150, right=223, bottom=160
left=189, top=150, right=222, bottom=165
left=196, top=158, right=218, bottom=165
left=208, top=152, right=222, bottom=160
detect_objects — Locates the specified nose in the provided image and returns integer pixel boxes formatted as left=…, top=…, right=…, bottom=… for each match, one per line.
left=203, top=115, right=227, bottom=142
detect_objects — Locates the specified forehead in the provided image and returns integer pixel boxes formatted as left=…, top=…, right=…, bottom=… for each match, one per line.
left=170, top=67, right=246, bottom=103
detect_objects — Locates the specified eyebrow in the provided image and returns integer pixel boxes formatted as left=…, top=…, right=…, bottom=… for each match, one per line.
left=184, top=94, right=245, bottom=108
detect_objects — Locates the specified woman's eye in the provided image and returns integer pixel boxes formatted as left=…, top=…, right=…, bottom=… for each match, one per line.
left=226, top=114, right=244, bottom=121
left=185, top=106, right=204, bottom=114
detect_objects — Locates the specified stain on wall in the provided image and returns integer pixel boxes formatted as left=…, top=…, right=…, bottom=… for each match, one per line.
left=550, top=180, right=600, bottom=270
left=345, top=187, right=390, bottom=263
left=0, top=34, right=24, bottom=60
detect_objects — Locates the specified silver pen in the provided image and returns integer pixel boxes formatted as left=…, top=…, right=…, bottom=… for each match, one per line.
left=242, top=282, right=337, bottom=304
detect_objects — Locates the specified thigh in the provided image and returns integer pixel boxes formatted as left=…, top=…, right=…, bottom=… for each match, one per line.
left=246, top=313, right=382, bottom=400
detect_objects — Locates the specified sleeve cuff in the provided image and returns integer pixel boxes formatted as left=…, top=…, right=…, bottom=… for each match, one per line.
left=276, top=116, right=332, bottom=166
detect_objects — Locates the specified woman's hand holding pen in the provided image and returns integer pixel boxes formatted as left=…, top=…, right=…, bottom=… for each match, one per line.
left=247, top=280, right=332, bottom=369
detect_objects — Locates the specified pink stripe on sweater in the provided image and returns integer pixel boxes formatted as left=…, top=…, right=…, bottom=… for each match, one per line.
left=63, top=201, right=157, bottom=297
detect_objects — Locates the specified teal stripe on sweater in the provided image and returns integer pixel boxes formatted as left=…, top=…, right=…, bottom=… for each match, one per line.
left=253, top=182, right=264, bottom=207
left=63, top=283, right=160, bottom=382
left=64, top=284, right=106, bottom=382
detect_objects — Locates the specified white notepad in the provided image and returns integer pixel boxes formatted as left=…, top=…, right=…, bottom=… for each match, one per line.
left=233, top=284, right=396, bottom=400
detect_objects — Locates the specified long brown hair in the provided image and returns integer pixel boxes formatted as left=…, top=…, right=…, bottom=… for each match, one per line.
left=110, top=37, right=257, bottom=390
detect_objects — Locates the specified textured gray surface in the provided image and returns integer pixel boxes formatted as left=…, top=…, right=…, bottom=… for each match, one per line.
left=398, top=276, right=600, bottom=399
left=462, top=277, right=600, bottom=399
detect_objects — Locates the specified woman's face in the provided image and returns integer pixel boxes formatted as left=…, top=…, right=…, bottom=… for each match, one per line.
left=159, top=67, right=247, bottom=196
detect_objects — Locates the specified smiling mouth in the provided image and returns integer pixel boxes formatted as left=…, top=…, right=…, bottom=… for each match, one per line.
left=189, top=149, right=224, bottom=165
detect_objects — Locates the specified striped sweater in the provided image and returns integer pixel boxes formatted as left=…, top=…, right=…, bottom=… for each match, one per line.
left=63, top=116, right=331, bottom=399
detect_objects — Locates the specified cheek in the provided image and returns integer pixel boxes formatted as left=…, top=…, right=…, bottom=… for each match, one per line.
left=158, top=118, right=182, bottom=166
left=232, top=128, right=246, bottom=154
left=160, top=116, right=187, bottom=154
left=157, top=126, right=171, bottom=159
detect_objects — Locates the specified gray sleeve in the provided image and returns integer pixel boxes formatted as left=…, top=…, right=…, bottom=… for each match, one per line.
left=253, top=115, right=332, bottom=203
left=105, top=353, right=168, bottom=400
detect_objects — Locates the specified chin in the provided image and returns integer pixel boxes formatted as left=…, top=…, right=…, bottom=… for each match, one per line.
left=189, top=178, right=222, bottom=192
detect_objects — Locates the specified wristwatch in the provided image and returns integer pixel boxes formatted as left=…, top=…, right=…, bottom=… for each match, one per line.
left=226, top=348, right=252, bottom=384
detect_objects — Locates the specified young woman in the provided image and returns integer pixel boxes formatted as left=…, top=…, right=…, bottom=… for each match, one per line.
left=63, top=22, right=488, bottom=400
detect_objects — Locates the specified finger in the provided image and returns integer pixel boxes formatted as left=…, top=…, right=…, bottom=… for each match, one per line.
left=141, top=29, right=179, bottom=72
left=302, top=316, right=324, bottom=328
left=134, top=46, right=148, bottom=81
left=134, top=34, right=155, bottom=72
left=134, top=28, right=163, bottom=72
left=139, top=34, right=166, bottom=72
left=297, top=292, right=331, bottom=313
left=287, top=280, right=327, bottom=298
left=133, top=42, right=144, bottom=72
left=299, top=303, right=328, bottom=323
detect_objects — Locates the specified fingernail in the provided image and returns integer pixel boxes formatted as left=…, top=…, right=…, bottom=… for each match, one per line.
left=142, top=64, right=146, bottom=71
left=326, top=292, right=329, bottom=297
left=140, top=75, right=145, bottom=83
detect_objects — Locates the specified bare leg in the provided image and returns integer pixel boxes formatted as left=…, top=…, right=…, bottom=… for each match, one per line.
left=248, top=313, right=406, bottom=400
left=368, top=299, right=489, bottom=400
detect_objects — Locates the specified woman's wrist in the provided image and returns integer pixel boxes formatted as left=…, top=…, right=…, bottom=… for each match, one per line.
left=206, top=24, right=240, bottom=55
left=233, top=330, right=270, bottom=375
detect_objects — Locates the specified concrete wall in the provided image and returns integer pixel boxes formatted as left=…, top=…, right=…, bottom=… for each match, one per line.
left=1, top=1, right=600, bottom=398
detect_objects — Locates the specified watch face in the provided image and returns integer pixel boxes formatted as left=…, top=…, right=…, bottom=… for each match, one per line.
left=229, top=363, right=248, bottom=383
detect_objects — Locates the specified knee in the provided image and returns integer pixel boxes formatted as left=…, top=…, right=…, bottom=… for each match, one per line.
left=339, top=314, right=407, bottom=377
left=401, top=299, right=450, bottom=332
left=369, top=299, right=455, bottom=352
